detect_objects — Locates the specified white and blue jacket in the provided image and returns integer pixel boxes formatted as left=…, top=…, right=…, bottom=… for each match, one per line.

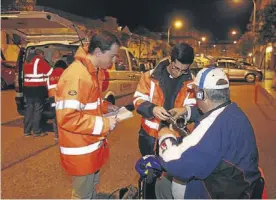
left=159, top=103, right=260, bottom=198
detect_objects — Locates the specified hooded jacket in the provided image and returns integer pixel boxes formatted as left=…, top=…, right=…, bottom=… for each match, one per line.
left=55, top=47, right=111, bottom=175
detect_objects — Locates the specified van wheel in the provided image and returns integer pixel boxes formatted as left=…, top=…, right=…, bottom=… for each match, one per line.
left=245, top=74, right=256, bottom=83
left=1, top=78, right=7, bottom=90
left=106, top=95, right=115, bottom=105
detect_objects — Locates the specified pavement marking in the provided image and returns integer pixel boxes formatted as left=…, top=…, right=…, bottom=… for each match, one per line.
left=1, top=142, right=58, bottom=171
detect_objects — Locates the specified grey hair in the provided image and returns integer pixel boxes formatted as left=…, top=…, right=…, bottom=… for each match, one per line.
left=205, top=88, right=230, bottom=103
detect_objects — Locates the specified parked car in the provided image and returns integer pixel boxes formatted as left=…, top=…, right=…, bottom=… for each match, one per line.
left=216, top=57, right=237, bottom=62
left=215, top=59, right=263, bottom=83
left=190, top=61, right=203, bottom=77
left=1, top=51, right=16, bottom=90
left=1, top=11, right=141, bottom=118
left=194, top=56, right=211, bottom=67
left=102, top=46, right=141, bottom=106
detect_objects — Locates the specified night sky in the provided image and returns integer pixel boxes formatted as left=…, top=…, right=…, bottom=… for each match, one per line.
left=36, top=0, right=253, bottom=41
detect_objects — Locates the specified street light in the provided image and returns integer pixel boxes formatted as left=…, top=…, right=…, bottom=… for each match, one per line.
left=201, top=37, right=207, bottom=42
left=231, top=30, right=237, bottom=35
left=233, top=0, right=256, bottom=62
left=167, top=20, right=183, bottom=44
left=231, top=0, right=256, bottom=32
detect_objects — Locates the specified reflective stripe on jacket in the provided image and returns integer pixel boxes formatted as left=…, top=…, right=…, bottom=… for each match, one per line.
left=24, top=55, right=53, bottom=87
left=47, top=67, right=65, bottom=98
left=55, top=47, right=110, bottom=176
left=133, top=59, right=196, bottom=138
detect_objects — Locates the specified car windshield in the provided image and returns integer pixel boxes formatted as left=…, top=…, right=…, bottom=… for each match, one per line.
left=241, top=61, right=252, bottom=66
left=25, top=44, right=78, bottom=67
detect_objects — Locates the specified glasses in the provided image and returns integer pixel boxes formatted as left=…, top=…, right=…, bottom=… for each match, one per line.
left=171, top=62, right=189, bottom=74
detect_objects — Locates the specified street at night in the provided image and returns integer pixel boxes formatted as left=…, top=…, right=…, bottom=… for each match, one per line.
left=1, top=0, right=276, bottom=199
left=1, top=83, right=276, bottom=198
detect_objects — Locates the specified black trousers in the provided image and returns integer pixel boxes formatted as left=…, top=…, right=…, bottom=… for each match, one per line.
left=50, top=106, right=58, bottom=137
left=138, top=128, right=158, bottom=199
left=138, top=128, right=157, bottom=156
left=24, top=96, right=44, bottom=134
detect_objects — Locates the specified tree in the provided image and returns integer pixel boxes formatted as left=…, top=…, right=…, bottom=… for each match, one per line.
left=129, top=35, right=150, bottom=60
left=257, top=3, right=276, bottom=45
left=119, top=32, right=131, bottom=46
left=235, top=32, right=254, bottom=57
left=133, top=26, right=152, bottom=37
left=133, top=26, right=159, bottom=40
left=2, top=0, right=36, bottom=11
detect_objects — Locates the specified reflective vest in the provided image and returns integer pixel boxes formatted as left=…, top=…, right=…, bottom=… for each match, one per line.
left=24, top=55, right=53, bottom=87
left=133, top=69, right=196, bottom=138
left=55, top=47, right=110, bottom=176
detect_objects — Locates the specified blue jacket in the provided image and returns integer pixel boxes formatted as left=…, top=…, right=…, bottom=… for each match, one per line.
left=159, top=103, right=260, bottom=198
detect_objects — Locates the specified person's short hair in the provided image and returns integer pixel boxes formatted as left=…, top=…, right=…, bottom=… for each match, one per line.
left=171, top=43, right=194, bottom=64
left=205, top=88, right=230, bottom=103
left=88, top=31, right=121, bottom=54
left=54, top=60, right=67, bottom=69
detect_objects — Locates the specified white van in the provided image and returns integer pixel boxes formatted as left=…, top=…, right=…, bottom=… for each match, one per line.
left=1, top=11, right=141, bottom=118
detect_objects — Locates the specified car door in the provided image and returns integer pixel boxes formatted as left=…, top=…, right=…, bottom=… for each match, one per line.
left=105, top=48, right=138, bottom=106
left=217, top=62, right=229, bottom=78
left=228, top=62, right=244, bottom=80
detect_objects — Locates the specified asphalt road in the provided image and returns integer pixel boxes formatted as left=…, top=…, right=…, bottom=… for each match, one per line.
left=1, top=83, right=276, bottom=198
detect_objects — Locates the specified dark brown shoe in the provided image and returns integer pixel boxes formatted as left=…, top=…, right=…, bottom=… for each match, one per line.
left=34, top=132, right=48, bottom=137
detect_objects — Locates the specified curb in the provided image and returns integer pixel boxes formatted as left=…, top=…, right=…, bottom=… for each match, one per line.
left=258, top=85, right=276, bottom=108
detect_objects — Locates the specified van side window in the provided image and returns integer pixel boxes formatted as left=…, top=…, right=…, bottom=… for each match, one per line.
left=129, top=52, right=139, bottom=71
left=217, top=62, right=226, bottom=68
left=115, top=49, right=129, bottom=71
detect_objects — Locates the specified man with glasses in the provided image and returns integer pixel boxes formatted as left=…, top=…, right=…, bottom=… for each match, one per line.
left=133, top=43, right=201, bottom=198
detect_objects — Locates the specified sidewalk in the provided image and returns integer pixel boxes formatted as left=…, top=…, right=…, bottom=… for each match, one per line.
left=258, top=70, right=276, bottom=107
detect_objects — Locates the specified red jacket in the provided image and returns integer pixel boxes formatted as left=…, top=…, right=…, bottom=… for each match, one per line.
left=47, top=67, right=65, bottom=97
left=24, top=55, right=53, bottom=87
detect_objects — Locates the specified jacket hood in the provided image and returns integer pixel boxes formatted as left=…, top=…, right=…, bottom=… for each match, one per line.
left=74, top=46, right=95, bottom=72
left=74, top=46, right=106, bottom=80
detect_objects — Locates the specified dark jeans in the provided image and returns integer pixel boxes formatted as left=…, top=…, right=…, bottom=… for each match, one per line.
left=24, top=96, right=44, bottom=134
left=50, top=106, right=58, bottom=137
left=138, top=128, right=158, bottom=199
left=138, top=128, right=156, bottom=156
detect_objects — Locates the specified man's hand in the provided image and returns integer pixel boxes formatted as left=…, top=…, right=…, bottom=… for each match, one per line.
left=107, top=104, right=120, bottom=112
left=168, top=107, right=187, bottom=119
left=108, top=117, right=120, bottom=131
left=153, top=106, right=170, bottom=121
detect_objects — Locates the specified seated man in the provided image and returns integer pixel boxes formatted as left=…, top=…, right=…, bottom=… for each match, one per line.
left=156, top=67, right=261, bottom=199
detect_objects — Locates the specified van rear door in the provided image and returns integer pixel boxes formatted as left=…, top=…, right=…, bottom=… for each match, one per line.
left=1, top=11, right=84, bottom=42
left=1, top=11, right=85, bottom=116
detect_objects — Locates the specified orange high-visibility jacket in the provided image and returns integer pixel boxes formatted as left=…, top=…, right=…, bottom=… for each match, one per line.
left=133, top=59, right=196, bottom=138
left=55, top=47, right=111, bottom=176
left=47, top=67, right=65, bottom=98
